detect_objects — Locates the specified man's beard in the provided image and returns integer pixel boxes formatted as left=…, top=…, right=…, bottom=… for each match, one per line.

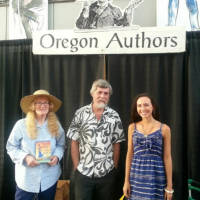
left=96, top=102, right=106, bottom=109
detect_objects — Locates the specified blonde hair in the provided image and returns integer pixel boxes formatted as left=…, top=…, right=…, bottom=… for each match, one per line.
left=25, top=102, right=59, bottom=140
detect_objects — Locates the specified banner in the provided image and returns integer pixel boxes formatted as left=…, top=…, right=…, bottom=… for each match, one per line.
left=32, top=26, right=186, bottom=55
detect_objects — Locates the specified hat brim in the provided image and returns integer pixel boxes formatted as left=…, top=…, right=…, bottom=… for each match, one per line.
left=20, top=94, right=62, bottom=113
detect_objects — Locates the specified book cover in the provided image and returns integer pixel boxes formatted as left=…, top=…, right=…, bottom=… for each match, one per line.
left=35, top=141, right=51, bottom=163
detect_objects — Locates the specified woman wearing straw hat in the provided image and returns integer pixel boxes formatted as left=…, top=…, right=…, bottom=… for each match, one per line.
left=6, top=90, right=65, bottom=200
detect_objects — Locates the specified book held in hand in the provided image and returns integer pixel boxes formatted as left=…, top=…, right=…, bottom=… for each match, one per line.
left=35, top=141, right=51, bottom=163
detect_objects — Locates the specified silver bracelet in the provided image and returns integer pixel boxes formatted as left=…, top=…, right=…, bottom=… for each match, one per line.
left=164, top=188, right=174, bottom=194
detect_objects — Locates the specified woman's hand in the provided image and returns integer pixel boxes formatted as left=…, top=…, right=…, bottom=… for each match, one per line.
left=25, top=155, right=39, bottom=167
left=123, top=182, right=131, bottom=198
left=164, top=188, right=174, bottom=200
left=48, top=156, right=59, bottom=166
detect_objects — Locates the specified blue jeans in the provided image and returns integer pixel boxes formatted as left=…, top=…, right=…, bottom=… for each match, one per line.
left=74, top=168, right=117, bottom=200
left=15, top=182, right=57, bottom=200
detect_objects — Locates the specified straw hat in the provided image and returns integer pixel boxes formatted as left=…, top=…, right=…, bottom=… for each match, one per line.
left=20, top=90, right=62, bottom=113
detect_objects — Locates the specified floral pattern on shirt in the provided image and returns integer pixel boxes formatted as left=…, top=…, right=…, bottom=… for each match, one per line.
left=67, top=104, right=124, bottom=177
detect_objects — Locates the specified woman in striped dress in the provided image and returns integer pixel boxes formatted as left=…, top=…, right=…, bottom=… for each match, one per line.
left=123, top=93, right=173, bottom=200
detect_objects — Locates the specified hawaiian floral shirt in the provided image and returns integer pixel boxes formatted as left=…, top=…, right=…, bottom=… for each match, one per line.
left=67, top=104, right=124, bottom=178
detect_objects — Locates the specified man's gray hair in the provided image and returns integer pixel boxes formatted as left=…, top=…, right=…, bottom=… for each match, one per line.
left=90, top=79, right=113, bottom=95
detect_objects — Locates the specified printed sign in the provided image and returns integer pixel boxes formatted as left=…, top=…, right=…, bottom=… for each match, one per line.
left=33, top=26, right=186, bottom=55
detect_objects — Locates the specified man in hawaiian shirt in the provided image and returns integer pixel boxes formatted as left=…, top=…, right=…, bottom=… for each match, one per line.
left=67, top=79, right=124, bottom=200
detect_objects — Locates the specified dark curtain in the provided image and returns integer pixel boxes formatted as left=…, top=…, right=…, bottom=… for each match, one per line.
left=186, top=31, right=200, bottom=198
left=0, top=40, right=28, bottom=200
left=0, top=39, right=105, bottom=200
left=0, top=32, right=200, bottom=200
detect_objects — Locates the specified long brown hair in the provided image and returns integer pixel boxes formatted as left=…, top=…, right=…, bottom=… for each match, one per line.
left=130, top=93, right=160, bottom=124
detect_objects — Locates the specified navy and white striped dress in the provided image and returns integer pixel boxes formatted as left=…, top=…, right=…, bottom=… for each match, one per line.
left=129, top=124, right=166, bottom=200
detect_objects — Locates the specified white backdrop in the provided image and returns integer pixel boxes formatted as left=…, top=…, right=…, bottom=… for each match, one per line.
left=0, top=0, right=156, bottom=40
left=9, top=0, right=48, bottom=39
left=157, top=0, right=200, bottom=31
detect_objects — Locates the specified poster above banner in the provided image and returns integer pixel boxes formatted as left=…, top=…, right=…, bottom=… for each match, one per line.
left=32, top=26, right=186, bottom=55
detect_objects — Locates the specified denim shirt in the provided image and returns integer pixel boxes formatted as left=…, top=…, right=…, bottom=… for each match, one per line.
left=67, top=104, right=124, bottom=178
left=6, top=118, right=65, bottom=193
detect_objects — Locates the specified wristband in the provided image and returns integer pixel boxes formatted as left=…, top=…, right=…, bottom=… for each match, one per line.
left=164, top=188, right=174, bottom=194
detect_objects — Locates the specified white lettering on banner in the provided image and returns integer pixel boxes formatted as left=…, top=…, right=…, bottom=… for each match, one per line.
left=32, top=27, right=186, bottom=55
